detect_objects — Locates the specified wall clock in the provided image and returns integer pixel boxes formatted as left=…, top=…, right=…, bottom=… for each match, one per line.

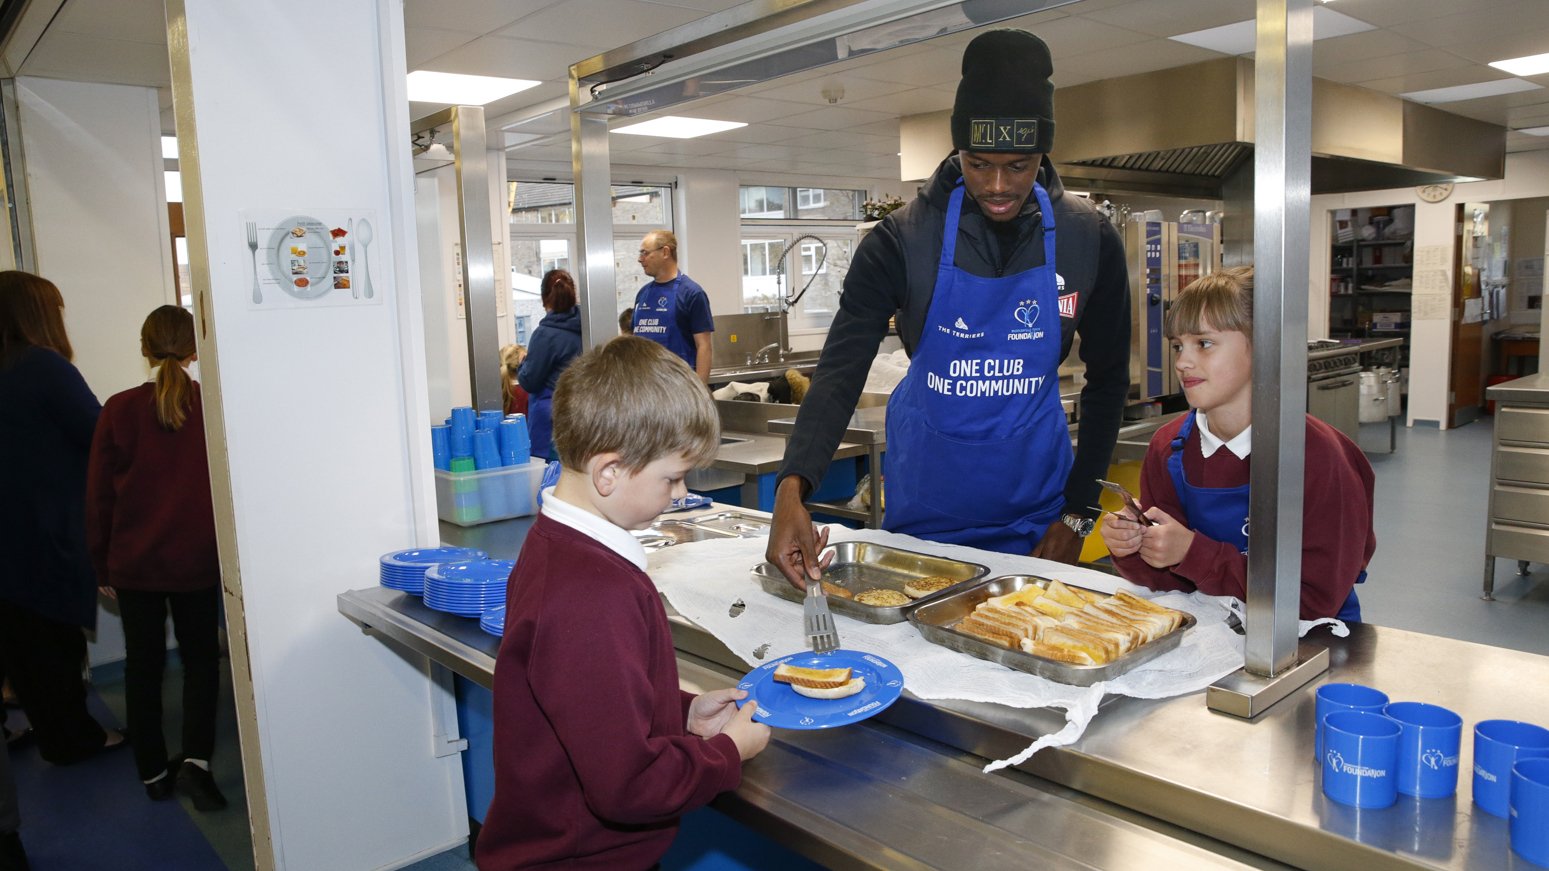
left=1416, top=182, right=1454, bottom=204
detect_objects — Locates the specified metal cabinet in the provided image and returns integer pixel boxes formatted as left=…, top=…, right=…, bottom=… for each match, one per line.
left=1483, top=376, right=1549, bottom=598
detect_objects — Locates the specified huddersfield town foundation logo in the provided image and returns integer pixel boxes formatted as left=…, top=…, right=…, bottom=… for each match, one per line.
left=1008, top=298, right=1044, bottom=341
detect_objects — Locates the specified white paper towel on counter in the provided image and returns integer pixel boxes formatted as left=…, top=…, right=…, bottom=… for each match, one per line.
left=646, top=526, right=1247, bottom=772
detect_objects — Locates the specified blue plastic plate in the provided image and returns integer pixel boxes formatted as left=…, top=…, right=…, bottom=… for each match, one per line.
left=381, top=547, right=487, bottom=568
left=426, top=560, right=514, bottom=585
left=736, top=649, right=903, bottom=730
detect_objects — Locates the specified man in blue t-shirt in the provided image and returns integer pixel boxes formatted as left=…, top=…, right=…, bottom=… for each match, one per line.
left=632, top=230, right=714, bottom=383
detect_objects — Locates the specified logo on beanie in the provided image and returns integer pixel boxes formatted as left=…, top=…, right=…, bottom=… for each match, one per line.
left=969, top=118, right=1041, bottom=150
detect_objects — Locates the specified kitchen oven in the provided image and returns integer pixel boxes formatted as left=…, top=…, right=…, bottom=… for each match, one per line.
left=1307, top=340, right=1361, bottom=440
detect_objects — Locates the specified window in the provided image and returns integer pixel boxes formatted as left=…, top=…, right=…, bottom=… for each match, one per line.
left=738, top=185, right=862, bottom=221
left=514, top=315, right=533, bottom=346
left=739, top=231, right=856, bottom=330
left=507, top=180, right=673, bottom=315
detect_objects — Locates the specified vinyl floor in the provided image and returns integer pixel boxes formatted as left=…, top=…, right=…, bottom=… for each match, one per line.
left=5, top=417, right=1546, bottom=869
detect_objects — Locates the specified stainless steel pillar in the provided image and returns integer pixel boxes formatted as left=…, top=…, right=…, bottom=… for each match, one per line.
left=569, top=74, right=617, bottom=352
left=1206, top=0, right=1328, bottom=718
left=413, top=106, right=502, bottom=412
left=0, top=78, right=35, bottom=271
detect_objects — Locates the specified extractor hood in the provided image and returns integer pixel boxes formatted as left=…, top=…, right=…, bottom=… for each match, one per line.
left=1052, top=58, right=1506, bottom=197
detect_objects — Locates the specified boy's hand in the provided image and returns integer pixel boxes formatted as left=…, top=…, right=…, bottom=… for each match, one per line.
left=721, top=697, right=771, bottom=761
left=686, top=688, right=746, bottom=739
left=1100, top=512, right=1144, bottom=559
left=1137, top=507, right=1194, bottom=569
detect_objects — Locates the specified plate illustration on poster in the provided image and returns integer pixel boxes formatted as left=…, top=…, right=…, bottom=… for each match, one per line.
left=243, top=210, right=378, bottom=308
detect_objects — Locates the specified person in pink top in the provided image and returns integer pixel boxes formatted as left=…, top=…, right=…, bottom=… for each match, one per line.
left=476, top=337, right=769, bottom=871
left=1101, top=267, right=1376, bottom=621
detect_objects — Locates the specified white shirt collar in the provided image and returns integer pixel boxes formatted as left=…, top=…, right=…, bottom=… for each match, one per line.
left=1196, top=411, right=1252, bottom=460
left=539, top=488, right=648, bottom=571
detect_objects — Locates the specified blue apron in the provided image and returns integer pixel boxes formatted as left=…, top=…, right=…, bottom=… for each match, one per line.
left=883, top=182, right=1070, bottom=554
left=633, top=276, right=696, bottom=368
left=528, top=390, right=555, bottom=461
left=1166, top=411, right=1363, bottom=622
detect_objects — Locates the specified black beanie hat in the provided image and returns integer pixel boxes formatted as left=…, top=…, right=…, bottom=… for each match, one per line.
left=950, top=29, right=1055, bottom=154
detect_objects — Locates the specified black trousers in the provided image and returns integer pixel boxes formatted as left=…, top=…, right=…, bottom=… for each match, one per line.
left=116, top=586, right=222, bottom=781
left=0, top=600, right=106, bottom=765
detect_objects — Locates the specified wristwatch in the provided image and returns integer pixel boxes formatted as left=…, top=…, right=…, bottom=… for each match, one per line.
left=1060, top=513, right=1096, bottom=538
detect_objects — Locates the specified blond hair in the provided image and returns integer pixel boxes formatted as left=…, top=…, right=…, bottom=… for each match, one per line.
left=500, top=343, right=525, bottom=409
left=552, top=336, right=718, bottom=472
left=1165, top=266, right=1254, bottom=340
left=141, top=305, right=197, bottom=430
left=645, top=229, right=678, bottom=261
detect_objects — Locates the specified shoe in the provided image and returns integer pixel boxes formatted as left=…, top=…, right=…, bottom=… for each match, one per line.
left=175, top=761, right=228, bottom=811
left=145, top=774, right=176, bottom=801
left=0, top=830, right=29, bottom=871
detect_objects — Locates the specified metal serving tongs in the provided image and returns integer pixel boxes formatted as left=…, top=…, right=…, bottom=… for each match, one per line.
left=802, top=537, right=840, bottom=654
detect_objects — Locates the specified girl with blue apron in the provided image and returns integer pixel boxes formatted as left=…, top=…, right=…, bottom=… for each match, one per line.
left=1167, top=411, right=1364, bottom=622
left=884, top=182, right=1070, bottom=555
left=633, top=276, right=696, bottom=367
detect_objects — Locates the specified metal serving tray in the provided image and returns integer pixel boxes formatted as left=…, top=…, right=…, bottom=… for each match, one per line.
left=907, top=575, right=1196, bottom=686
left=751, top=541, right=989, bottom=625
left=634, top=520, right=741, bottom=546
left=635, top=534, right=675, bottom=551
left=687, top=510, right=772, bottom=538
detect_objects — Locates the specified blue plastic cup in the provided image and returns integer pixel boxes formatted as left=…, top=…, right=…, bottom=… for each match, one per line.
left=1316, top=683, right=1389, bottom=761
left=430, top=425, right=451, bottom=471
left=498, top=418, right=530, bottom=466
left=1474, top=720, right=1549, bottom=818
left=472, top=429, right=502, bottom=471
left=1385, top=701, right=1463, bottom=798
left=449, top=407, right=475, bottom=458
left=478, top=409, right=503, bottom=431
left=1322, top=710, right=1401, bottom=809
left=1512, top=757, right=1549, bottom=867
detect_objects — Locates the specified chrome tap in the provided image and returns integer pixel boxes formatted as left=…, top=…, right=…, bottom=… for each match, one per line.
left=754, top=342, right=783, bottom=364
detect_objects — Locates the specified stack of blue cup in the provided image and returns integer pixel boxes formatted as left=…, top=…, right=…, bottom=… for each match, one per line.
left=449, top=407, right=475, bottom=458
left=431, top=425, right=451, bottom=471
left=477, top=409, right=504, bottom=432
left=472, top=429, right=510, bottom=518
left=499, top=415, right=531, bottom=466
left=379, top=546, right=487, bottom=594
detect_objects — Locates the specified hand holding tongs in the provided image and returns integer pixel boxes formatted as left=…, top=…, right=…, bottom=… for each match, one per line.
left=1098, top=478, right=1155, bottom=526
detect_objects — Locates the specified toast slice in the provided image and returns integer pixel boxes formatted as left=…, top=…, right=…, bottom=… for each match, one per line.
left=772, top=663, right=854, bottom=689
left=956, top=614, right=1018, bottom=649
left=1043, top=579, right=1089, bottom=609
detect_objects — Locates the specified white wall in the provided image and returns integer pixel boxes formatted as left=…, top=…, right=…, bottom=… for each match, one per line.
left=1309, top=150, right=1549, bottom=427
left=15, top=76, right=176, bottom=665
left=168, top=0, right=465, bottom=867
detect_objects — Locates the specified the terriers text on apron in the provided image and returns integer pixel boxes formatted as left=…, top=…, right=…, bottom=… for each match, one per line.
left=633, top=276, right=696, bottom=366
left=1166, top=410, right=1363, bottom=622
left=883, top=182, right=1071, bottom=555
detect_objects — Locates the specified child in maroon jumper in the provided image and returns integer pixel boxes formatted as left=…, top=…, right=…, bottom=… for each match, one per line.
left=476, top=337, right=769, bottom=871
left=1100, top=267, right=1376, bottom=621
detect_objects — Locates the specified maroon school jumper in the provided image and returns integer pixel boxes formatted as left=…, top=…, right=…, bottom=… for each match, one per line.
left=476, top=514, right=740, bottom=871
left=85, top=382, right=218, bottom=591
left=1111, top=413, right=1376, bottom=620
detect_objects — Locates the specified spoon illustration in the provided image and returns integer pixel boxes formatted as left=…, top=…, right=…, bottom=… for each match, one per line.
left=357, top=219, right=374, bottom=299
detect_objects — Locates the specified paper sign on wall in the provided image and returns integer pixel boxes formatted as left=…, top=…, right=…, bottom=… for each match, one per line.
left=240, top=210, right=381, bottom=310
left=1412, top=269, right=1451, bottom=320
left=1414, top=245, right=1449, bottom=271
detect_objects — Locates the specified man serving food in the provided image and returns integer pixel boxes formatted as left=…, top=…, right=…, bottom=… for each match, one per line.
left=768, top=29, right=1130, bottom=586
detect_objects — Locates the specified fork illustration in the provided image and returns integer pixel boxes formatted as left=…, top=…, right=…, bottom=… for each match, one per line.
left=246, top=221, right=261, bottom=304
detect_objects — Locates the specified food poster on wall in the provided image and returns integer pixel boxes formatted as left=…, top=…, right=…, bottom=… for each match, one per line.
left=240, top=210, right=380, bottom=309
left=453, top=241, right=509, bottom=320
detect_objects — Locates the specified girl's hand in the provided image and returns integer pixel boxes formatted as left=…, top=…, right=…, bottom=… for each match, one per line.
left=686, top=688, right=746, bottom=738
left=1100, top=512, right=1144, bottom=558
left=1137, top=507, right=1194, bottom=569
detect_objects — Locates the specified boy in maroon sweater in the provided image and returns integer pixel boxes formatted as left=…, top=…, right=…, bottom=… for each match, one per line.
left=1101, top=267, right=1376, bottom=620
left=476, top=337, right=769, bottom=871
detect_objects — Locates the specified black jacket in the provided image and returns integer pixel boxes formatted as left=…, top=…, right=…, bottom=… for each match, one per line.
left=517, top=308, right=583, bottom=397
left=778, top=153, right=1130, bottom=521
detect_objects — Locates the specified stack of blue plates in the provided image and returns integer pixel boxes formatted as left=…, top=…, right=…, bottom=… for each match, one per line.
left=424, top=559, right=515, bottom=617
left=479, top=604, right=506, bottom=638
left=380, top=547, right=488, bottom=594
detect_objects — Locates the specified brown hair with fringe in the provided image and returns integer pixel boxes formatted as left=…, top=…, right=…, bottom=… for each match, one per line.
left=1165, top=266, right=1254, bottom=340
left=552, top=336, right=718, bottom=473
left=141, top=305, right=197, bottom=430
left=0, top=270, right=73, bottom=367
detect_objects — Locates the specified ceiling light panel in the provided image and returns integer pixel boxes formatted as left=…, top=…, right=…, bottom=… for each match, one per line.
left=407, top=71, right=539, bottom=105
left=612, top=116, right=748, bottom=139
left=1490, top=52, right=1549, bottom=78
left=1169, top=7, right=1375, bottom=55
left=1518, top=125, right=1549, bottom=137
left=1401, top=78, right=1542, bottom=104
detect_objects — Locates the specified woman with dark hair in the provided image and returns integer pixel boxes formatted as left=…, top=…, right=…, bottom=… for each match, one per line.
left=517, top=269, right=582, bottom=460
left=0, top=270, right=123, bottom=765
left=87, top=305, right=226, bottom=810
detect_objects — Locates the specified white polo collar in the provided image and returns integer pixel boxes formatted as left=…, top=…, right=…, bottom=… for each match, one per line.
left=1196, top=411, right=1252, bottom=460
left=539, top=488, right=648, bottom=571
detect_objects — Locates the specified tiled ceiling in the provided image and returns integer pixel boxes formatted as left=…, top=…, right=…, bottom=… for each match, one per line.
left=10, top=0, right=1549, bottom=183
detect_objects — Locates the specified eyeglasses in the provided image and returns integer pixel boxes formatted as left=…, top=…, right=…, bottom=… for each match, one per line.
left=638, top=246, right=665, bottom=257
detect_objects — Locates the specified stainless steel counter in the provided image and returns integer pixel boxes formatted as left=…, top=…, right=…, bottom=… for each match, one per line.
left=1487, top=372, right=1549, bottom=405
left=1310, top=337, right=1405, bottom=362
left=711, top=431, right=865, bottom=476
left=340, top=566, right=1548, bottom=870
